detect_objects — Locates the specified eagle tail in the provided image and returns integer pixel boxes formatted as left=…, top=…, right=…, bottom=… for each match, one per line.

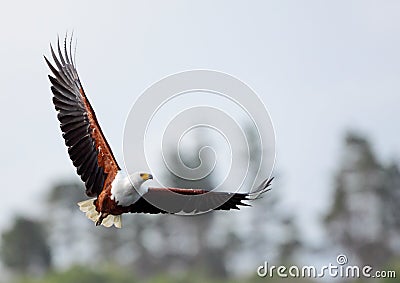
left=77, top=199, right=122, bottom=228
left=102, top=215, right=122, bottom=228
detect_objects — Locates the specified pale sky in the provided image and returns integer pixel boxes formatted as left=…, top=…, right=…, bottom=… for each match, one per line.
left=1, top=1, right=400, bottom=245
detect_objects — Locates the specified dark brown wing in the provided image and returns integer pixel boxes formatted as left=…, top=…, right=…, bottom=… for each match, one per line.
left=127, top=178, right=274, bottom=214
left=45, top=36, right=120, bottom=197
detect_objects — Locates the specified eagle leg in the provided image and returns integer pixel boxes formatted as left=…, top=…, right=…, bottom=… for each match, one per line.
left=95, top=212, right=109, bottom=226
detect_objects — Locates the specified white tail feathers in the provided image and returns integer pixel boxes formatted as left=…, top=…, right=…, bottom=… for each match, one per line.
left=77, top=199, right=122, bottom=228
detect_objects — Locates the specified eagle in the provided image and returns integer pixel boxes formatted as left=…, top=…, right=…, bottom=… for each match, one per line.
left=45, top=36, right=273, bottom=228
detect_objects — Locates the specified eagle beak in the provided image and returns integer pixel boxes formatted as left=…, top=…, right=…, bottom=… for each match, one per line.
left=140, top=173, right=153, bottom=181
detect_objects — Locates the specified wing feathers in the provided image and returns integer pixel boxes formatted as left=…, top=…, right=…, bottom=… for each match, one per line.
left=46, top=34, right=120, bottom=197
left=63, top=125, right=88, bottom=145
left=127, top=178, right=273, bottom=214
left=49, top=77, right=79, bottom=101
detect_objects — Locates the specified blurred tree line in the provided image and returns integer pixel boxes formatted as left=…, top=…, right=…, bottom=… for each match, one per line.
left=1, top=131, right=399, bottom=283
left=324, top=133, right=400, bottom=280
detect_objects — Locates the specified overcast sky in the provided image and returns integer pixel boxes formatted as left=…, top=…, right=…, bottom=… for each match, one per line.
left=1, top=1, right=400, bottom=243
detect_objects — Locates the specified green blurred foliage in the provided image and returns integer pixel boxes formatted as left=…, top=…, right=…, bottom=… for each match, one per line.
left=14, top=266, right=133, bottom=283
left=1, top=216, right=51, bottom=275
left=379, top=260, right=400, bottom=283
left=11, top=265, right=318, bottom=283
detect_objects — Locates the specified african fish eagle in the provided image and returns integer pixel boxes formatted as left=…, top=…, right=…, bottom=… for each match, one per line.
left=45, top=36, right=273, bottom=228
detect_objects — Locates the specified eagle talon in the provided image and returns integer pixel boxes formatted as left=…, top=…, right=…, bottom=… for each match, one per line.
left=95, top=213, right=108, bottom=226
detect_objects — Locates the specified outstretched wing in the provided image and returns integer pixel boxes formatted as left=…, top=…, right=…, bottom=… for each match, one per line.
left=45, top=36, right=120, bottom=197
left=127, top=177, right=274, bottom=214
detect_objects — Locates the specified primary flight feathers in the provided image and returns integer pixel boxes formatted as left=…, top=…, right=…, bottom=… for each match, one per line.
left=45, top=36, right=273, bottom=228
